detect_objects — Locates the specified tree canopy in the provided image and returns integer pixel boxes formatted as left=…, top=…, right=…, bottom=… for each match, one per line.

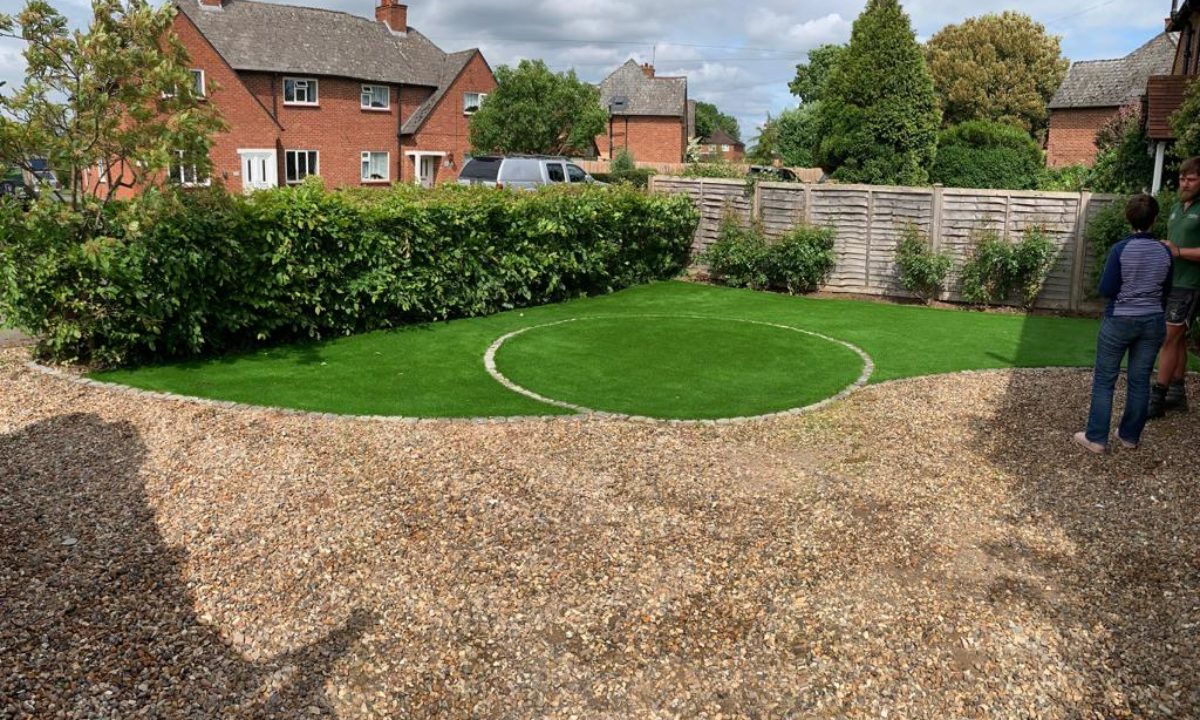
left=0, top=0, right=225, bottom=214
left=788, top=44, right=846, bottom=104
left=814, top=0, right=940, bottom=185
left=924, top=12, right=1068, bottom=134
left=467, top=59, right=607, bottom=156
left=694, top=101, right=740, bottom=142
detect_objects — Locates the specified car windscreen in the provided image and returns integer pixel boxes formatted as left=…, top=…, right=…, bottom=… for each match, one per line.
left=459, top=157, right=501, bottom=181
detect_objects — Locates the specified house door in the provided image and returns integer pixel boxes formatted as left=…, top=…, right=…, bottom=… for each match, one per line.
left=418, top=156, right=437, bottom=188
left=239, top=150, right=277, bottom=192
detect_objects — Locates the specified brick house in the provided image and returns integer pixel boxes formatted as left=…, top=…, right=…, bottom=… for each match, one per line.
left=119, top=0, right=495, bottom=196
left=594, top=60, right=689, bottom=164
left=1146, top=0, right=1200, bottom=190
left=1045, top=33, right=1176, bottom=168
left=698, top=128, right=745, bottom=162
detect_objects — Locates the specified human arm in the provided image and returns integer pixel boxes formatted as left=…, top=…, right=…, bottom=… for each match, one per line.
left=1164, top=240, right=1200, bottom=261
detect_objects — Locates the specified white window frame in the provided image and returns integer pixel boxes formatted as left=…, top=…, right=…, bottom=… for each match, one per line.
left=361, top=84, right=390, bottom=111
left=191, top=69, right=206, bottom=98
left=283, top=77, right=319, bottom=106
left=170, top=150, right=209, bottom=188
left=96, top=157, right=108, bottom=184
left=463, top=92, right=487, bottom=115
left=284, top=149, right=319, bottom=184
left=360, top=151, right=390, bottom=182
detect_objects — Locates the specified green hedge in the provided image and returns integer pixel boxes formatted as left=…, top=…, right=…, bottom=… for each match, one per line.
left=931, top=121, right=1044, bottom=190
left=0, top=182, right=698, bottom=366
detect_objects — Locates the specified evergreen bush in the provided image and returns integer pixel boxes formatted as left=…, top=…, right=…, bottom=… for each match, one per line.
left=895, top=223, right=952, bottom=302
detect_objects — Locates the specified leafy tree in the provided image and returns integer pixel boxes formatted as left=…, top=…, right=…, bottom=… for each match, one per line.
left=747, top=114, right=779, bottom=164
left=694, top=101, right=740, bottom=142
left=0, top=0, right=225, bottom=218
left=930, top=120, right=1044, bottom=190
left=774, top=104, right=822, bottom=167
left=924, top=12, right=1068, bottom=134
left=1090, top=104, right=1161, bottom=194
left=814, top=0, right=940, bottom=185
left=1172, top=77, right=1200, bottom=159
left=468, top=59, right=607, bottom=156
left=788, top=44, right=846, bottom=104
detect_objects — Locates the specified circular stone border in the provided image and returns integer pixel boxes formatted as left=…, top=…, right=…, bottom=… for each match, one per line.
left=483, top=314, right=875, bottom=424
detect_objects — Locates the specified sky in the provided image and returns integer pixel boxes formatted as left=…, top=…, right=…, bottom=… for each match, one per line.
left=0, top=0, right=1173, bottom=144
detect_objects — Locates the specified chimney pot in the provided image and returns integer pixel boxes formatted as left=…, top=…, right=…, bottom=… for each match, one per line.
left=375, top=0, right=408, bottom=34
left=641, top=63, right=655, bottom=78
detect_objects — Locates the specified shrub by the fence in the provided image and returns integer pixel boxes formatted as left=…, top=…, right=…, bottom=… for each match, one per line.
left=0, top=182, right=698, bottom=366
left=1085, top=191, right=1173, bottom=289
left=895, top=223, right=952, bottom=303
left=960, top=225, right=1058, bottom=308
left=701, top=213, right=835, bottom=293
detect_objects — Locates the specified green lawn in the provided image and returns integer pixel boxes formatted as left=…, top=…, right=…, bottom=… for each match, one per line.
left=93, top=281, right=1103, bottom=418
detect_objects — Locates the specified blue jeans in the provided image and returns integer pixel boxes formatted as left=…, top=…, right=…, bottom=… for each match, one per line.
left=1086, top=313, right=1166, bottom=445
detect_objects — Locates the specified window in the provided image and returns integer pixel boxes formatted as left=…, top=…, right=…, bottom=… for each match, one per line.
left=463, top=92, right=487, bottom=114
left=96, top=157, right=108, bottom=184
left=284, top=77, right=318, bottom=105
left=567, top=164, right=587, bottom=183
left=191, top=69, right=205, bottom=97
left=361, top=151, right=389, bottom=182
left=285, top=150, right=319, bottom=184
left=721, top=144, right=730, bottom=152
left=361, top=84, right=389, bottom=110
left=169, top=151, right=209, bottom=187
left=546, top=163, right=565, bottom=183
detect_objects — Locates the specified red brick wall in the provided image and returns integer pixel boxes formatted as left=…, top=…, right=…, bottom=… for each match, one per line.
left=595, top=115, right=686, bottom=163
left=159, top=13, right=495, bottom=192
left=1045, top=106, right=1118, bottom=168
left=399, top=53, right=496, bottom=184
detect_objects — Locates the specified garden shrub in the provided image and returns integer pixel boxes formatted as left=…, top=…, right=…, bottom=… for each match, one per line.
left=1084, top=190, right=1173, bottom=288
left=895, top=223, right=951, bottom=303
left=959, top=224, right=1060, bottom=307
left=930, top=120, right=1044, bottom=190
left=0, top=181, right=699, bottom=366
left=682, top=162, right=746, bottom=179
left=1036, top=164, right=1090, bottom=192
left=701, top=211, right=835, bottom=293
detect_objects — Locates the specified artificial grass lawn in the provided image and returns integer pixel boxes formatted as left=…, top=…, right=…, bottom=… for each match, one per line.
left=494, top=317, right=864, bottom=419
left=94, top=281, right=1104, bottom=418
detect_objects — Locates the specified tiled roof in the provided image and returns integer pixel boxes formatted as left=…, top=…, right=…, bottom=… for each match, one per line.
left=1049, top=33, right=1178, bottom=109
left=598, top=60, right=687, bottom=118
left=701, top=128, right=741, bottom=146
left=175, top=0, right=485, bottom=133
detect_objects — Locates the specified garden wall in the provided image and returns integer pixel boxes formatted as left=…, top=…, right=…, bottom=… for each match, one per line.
left=651, top=176, right=1121, bottom=311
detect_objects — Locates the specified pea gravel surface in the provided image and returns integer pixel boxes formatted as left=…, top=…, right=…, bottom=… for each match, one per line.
left=1, top=347, right=1197, bottom=719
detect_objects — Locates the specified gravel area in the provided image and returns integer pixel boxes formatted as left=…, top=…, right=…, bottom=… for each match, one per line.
left=1, top=346, right=1197, bottom=719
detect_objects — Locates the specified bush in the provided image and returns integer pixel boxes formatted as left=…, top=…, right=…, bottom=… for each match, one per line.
left=611, top=148, right=637, bottom=174
left=1036, top=164, right=1090, bottom=192
left=1085, top=191, right=1173, bottom=288
left=959, top=225, right=1060, bottom=307
left=701, top=211, right=835, bottom=293
left=681, top=162, right=746, bottom=179
left=930, top=120, right=1044, bottom=190
left=0, top=182, right=699, bottom=365
left=895, top=223, right=952, bottom=302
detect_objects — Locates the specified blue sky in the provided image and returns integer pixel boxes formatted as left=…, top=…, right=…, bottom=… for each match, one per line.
left=0, top=0, right=1173, bottom=144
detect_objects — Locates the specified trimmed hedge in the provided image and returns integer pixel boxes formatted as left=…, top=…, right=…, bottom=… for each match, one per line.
left=0, top=182, right=698, bottom=366
left=931, top=120, right=1044, bottom=190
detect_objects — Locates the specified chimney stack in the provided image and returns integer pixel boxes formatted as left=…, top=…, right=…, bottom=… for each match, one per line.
left=376, top=0, right=408, bottom=34
left=198, top=0, right=224, bottom=8
left=641, top=63, right=655, bottom=78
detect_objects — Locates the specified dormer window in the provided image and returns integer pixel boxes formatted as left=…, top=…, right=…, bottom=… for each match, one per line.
left=361, top=84, right=389, bottom=110
left=284, top=77, right=318, bottom=105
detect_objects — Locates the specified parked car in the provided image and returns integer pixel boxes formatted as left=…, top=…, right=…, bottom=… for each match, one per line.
left=457, top=155, right=602, bottom=190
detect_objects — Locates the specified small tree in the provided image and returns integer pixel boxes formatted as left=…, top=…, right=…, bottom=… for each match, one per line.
left=0, top=0, right=225, bottom=220
left=468, top=59, right=607, bottom=156
left=788, top=44, right=846, bottom=104
left=895, top=223, right=951, bottom=303
left=775, top=104, right=821, bottom=168
left=1089, top=104, right=1161, bottom=194
left=694, top=101, right=741, bottom=142
left=924, top=12, right=1068, bottom=135
left=747, top=114, right=779, bottom=164
left=814, top=0, right=940, bottom=185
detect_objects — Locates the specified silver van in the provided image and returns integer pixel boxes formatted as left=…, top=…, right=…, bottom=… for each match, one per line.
left=457, top=155, right=599, bottom=190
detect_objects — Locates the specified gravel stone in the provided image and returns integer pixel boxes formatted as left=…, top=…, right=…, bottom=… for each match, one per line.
left=1, top=347, right=1196, bottom=719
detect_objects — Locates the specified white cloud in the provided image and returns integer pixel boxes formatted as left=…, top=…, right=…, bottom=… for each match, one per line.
left=0, top=0, right=1175, bottom=147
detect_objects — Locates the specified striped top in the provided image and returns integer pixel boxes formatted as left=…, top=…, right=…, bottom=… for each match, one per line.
left=1097, top=232, right=1173, bottom=317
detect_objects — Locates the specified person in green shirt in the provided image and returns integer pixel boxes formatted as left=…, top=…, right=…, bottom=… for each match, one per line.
left=1154, top=156, right=1200, bottom=417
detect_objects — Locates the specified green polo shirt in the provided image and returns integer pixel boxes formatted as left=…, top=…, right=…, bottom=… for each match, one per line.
left=1169, top=199, right=1200, bottom=289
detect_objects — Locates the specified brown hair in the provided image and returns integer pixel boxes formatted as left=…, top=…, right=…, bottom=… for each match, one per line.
left=1125, top=193, right=1159, bottom=232
left=1182, top=156, right=1200, bottom=177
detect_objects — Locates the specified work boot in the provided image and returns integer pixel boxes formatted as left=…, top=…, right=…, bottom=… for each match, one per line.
left=1148, top=383, right=1169, bottom=419
left=1165, top=380, right=1189, bottom=412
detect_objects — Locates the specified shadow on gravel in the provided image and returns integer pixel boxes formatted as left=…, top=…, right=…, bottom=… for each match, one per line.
left=983, top=316, right=1199, bottom=716
left=0, top=413, right=373, bottom=718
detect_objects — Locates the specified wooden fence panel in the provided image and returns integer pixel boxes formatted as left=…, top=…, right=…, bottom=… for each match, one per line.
left=809, top=187, right=871, bottom=292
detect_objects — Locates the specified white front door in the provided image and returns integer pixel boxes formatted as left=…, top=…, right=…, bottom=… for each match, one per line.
left=418, top=156, right=437, bottom=189
left=238, top=150, right=278, bottom=192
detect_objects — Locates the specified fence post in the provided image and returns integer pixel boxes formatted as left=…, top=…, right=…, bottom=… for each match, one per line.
left=1069, top=191, right=1092, bottom=312
left=803, top=184, right=813, bottom=225
left=930, top=184, right=944, bottom=253
left=752, top=181, right=762, bottom=225
left=865, top=189, right=875, bottom=289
